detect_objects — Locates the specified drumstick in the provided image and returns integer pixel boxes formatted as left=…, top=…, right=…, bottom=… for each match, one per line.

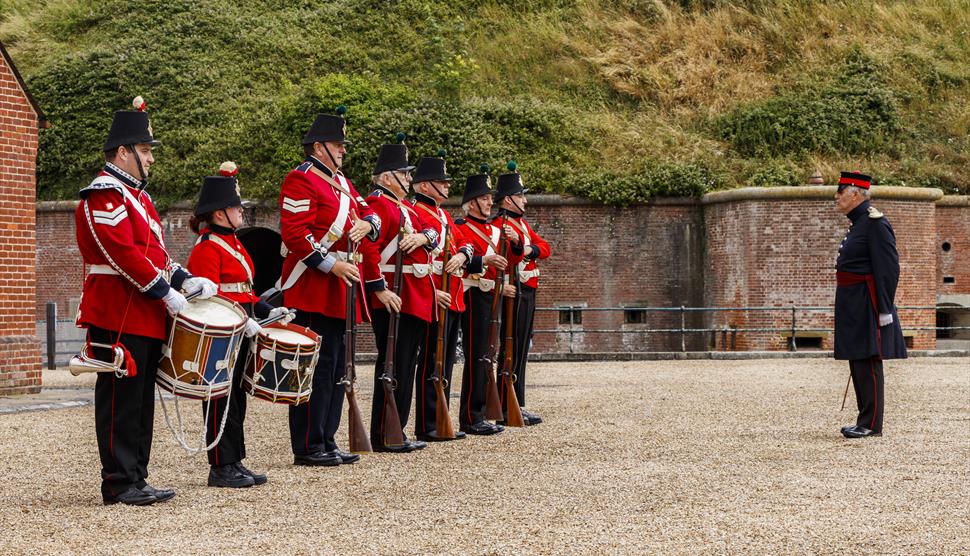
left=257, top=309, right=296, bottom=327
left=185, top=289, right=204, bottom=302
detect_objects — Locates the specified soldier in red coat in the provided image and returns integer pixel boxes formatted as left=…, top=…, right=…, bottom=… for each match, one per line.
left=365, top=136, right=437, bottom=452
left=453, top=166, right=521, bottom=435
left=410, top=151, right=474, bottom=442
left=186, top=162, right=294, bottom=488
left=75, top=97, right=217, bottom=506
left=495, top=162, right=550, bottom=426
left=277, top=107, right=384, bottom=467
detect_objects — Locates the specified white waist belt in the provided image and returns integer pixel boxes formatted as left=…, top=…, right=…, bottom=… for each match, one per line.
left=380, top=263, right=431, bottom=278
left=220, top=282, right=252, bottom=293
left=88, top=264, right=119, bottom=276
left=89, top=264, right=173, bottom=283
left=520, top=269, right=540, bottom=281
left=462, top=275, right=509, bottom=292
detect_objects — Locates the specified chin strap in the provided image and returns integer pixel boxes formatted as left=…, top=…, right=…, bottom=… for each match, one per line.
left=322, top=144, right=341, bottom=172
left=126, top=144, right=148, bottom=189
left=220, top=209, right=238, bottom=231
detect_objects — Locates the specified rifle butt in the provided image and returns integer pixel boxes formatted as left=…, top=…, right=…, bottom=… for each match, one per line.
left=433, top=381, right=456, bottom=439
left=345, top=389, right=372, bottom=453
left=484, top=369, right=504, bottom=421
left=502, top=377, right=525, bottom=427
left=380, top=386, right=406, bottom=447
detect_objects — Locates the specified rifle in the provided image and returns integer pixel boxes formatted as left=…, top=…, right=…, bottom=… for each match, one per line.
left=480, top=214, right=508, bottom=421
left=341, top=239, right=372, bottom=453
left=499, top=255, right=525, bottom=427
left=432, top=224, right=456, bottom=439
left=376, top=213, right=407, bottom=448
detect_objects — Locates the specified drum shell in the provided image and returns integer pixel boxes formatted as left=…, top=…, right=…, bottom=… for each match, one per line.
left=157, top=296, right=247, bottom=401
left=243, top=322, right=321, bottom=405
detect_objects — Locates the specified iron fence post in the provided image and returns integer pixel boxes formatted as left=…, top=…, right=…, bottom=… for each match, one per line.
left=46, top=301, right=56, bottom=370
left=789, top=305, right=797, bottom=352
left=680, top=305, right=686, bottom=352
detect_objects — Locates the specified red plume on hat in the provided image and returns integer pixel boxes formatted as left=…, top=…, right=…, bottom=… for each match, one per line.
left=132, top=96, right=147, bottom=112
left=219, top=161, right=239, bottom=177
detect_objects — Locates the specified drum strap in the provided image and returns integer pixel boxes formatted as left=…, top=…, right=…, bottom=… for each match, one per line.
left=200, top=235, right=253, bottom=285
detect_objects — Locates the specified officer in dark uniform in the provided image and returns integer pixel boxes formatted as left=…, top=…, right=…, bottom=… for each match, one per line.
left=833, top=171, right=907, bottom=438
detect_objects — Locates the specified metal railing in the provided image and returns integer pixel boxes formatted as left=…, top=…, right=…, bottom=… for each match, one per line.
left=37, top=302, right=970, bottom=368
left=535, top=305, right=970, bottom=352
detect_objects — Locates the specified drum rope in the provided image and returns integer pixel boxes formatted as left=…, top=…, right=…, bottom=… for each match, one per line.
left=157, top=320, right=237, bottom=455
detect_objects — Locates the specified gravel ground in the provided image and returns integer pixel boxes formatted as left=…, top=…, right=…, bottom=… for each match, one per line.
left=0, top=358, right=967, bottom=554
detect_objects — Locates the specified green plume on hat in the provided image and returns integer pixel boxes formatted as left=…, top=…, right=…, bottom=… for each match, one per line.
left=507, top=160, right=517, bottom=172
left=395, top=132, right=406, bottom=143
left=335, top=105, right=347, bottom=115
left=437, top=148, right=447, bottom=158
left=480, top=163, right=490, bottom=174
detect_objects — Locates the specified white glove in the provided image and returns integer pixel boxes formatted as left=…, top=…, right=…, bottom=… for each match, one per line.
left=162, top=288, right=187, bottom=316
left=269, top=306, right=295, bottom=324
left=184, top=276, right=218, bottom=299
left=878, top=313, right=893, bottom=327
left=243, top=318, right=262, bottom=338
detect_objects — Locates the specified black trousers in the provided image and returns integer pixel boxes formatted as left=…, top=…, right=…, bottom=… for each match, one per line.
left=203, top=303, right=254, bottom=467
left=203, top=336, right=249, bottom=466
left=90, top=326, right=163, bottom=497
left=498, top=284, right=537, bottom=406
left=370, top=309, right=427, bottom=444
left=460, top=289, right=493, bottom=427
left=849, top=358, right=885, bottom=433
left=289, top=313, right=345, bottom=455
left=414, top=309, right=461, bottom=435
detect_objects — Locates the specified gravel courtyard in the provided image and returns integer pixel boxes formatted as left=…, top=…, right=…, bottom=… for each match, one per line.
left=0, top=358, right=967, bottom=554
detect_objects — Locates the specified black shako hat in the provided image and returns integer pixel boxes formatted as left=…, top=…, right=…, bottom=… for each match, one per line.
left=302, top=105, right=351, bottom=145
left=195, top=161, right=242, bottom=216
left=494, top=160, right=528, bottom=202
left=372, top=132, right=415, bottom=175
left=462, top=164, right=493, bottom=204
left=103, top=96, right=161, bottom=151
left=411, top=149, right=452, bottom=183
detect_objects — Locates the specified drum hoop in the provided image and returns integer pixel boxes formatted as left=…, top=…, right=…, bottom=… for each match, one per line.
left=175, top=295, right=248, bottom=332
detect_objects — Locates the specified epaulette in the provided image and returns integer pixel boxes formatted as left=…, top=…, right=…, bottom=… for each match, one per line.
left=369, top=189, right=384, bottom=198
left=79, top=180, right=124, bottom=199
left=296, top=161, right=312, bottom=173
left=868, top=206, right=884, bottom=219
left=454, top=217, right=466, bottom=225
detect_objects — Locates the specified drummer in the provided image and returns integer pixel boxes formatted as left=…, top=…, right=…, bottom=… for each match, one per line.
left=186, top=161, right=294, bottom=488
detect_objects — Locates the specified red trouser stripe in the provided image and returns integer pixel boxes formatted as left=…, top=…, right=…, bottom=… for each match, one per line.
left=870, top=359, right=878, bottom=430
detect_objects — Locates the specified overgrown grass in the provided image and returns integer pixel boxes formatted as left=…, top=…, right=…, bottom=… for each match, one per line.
left=1, top=0, right=967, bottom=206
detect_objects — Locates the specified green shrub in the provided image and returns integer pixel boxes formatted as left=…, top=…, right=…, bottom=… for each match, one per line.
left=716, top=53, right=903, bottom=158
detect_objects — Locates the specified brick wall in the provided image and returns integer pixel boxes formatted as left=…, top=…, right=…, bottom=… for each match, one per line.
left=0, top=51, right=42, bottom=394
left=937, top=196, right=970, bottom=296
left=703, top=187, right=942, bottom=351
left=36, top=190, right=966, bottom=359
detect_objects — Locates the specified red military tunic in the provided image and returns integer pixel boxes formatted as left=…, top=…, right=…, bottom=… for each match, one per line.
left=454, top=214, right=523, bottom=292
left=278, top=159, right=381, bottom=321
left=365, top=186, right=437, bottom=323
left=75, top=165, right=187, bottom=340
left=412, top=194, right=473, bottom=313
left=185, top=227, right=262, bottom=308
left=507, top=214, right=551, bottom=289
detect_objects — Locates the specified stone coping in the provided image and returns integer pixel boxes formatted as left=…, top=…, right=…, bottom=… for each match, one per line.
left=37, top=189, right=961, bottom=212
left=937, top=195, right=969, bottom=207
left=702, top=186, right=944, bottom=205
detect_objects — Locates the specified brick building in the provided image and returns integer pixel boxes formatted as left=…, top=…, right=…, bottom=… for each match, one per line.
left=1, top=42, right=46, bottom=395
